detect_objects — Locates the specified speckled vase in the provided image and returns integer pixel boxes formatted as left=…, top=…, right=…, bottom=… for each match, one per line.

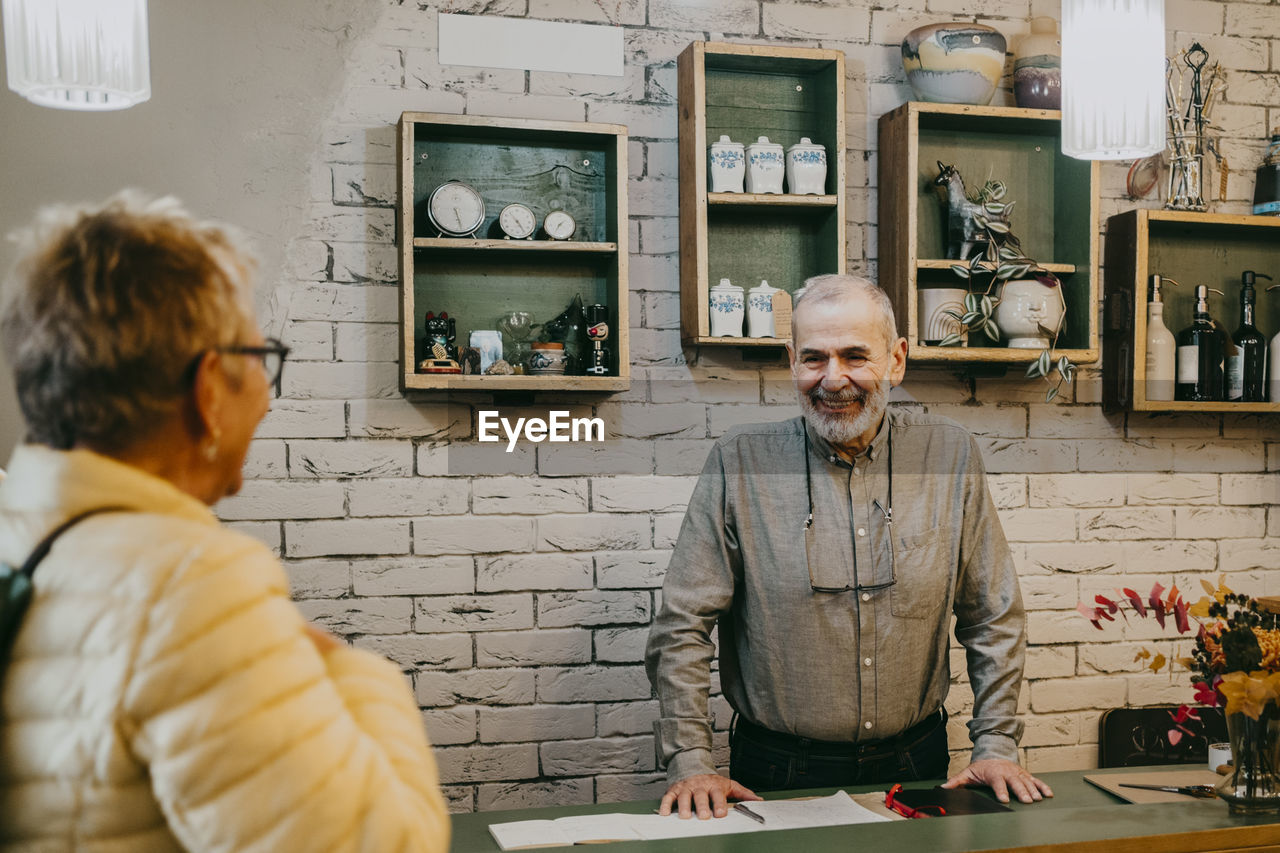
left=1013, top=17, right=1061, bottom=110
left=901, top=22, right=1007, bottom=106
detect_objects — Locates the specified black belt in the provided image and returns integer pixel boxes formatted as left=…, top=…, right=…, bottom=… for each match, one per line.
left=733, top=709, right=945, bottom=759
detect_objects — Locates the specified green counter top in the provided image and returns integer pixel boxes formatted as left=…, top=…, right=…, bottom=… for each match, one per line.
left=449, top=766, right=1280, bottom=852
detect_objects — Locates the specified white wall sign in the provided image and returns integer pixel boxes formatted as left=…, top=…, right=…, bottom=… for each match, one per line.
left=438, top=13, right=623, bottom=77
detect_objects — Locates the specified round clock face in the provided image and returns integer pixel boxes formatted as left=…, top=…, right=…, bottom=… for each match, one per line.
left=543, top=209, right=577, bottom=241
left=427, top=180, right=485, bottom=237
left=498, top=203, right=536, bottom=240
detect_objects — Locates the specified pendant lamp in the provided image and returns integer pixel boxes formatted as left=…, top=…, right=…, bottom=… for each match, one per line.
left=1061, top=0, right=1165, bottom=160
left=3, top=0, right=150, bottom=110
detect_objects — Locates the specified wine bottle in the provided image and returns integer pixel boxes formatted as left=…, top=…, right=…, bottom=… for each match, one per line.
left=1227, top=271, right=1269, bottom=401
left=1176, top=285, right=1224, bottom=401
left=1145, top=274, right=1177, bottom=401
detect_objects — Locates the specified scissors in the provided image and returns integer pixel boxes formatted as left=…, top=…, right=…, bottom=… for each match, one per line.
left=1119, top=782, right=1217, bottom=799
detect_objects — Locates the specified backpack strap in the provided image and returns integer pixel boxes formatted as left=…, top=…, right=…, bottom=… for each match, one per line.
left=17, top=506, right=128, bottom=579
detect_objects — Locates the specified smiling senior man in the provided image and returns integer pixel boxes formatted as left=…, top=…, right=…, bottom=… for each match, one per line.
left=645, top=273, right=1051, bottom=820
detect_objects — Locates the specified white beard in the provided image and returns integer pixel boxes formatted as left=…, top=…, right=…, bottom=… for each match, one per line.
left=800, top=381, right=889, bottom=448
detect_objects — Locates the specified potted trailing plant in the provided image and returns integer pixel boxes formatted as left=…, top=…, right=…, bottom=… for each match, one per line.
left=933, top=162, right=1076, bottom=402
left=1080, top=579, right=1280, bottom=814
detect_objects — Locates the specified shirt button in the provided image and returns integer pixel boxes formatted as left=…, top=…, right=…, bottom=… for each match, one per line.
left=864, top=657, right=872, bottom=666
left=861, top=592, right=871, bottom=602
left=864, top=721, right=873, bottom=730
left=857, top=528, right=866, bottom=536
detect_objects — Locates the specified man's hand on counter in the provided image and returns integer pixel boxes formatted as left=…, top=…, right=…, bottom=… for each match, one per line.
left=942, top=758, right=1055, bottom=804
left=658, top=774, right=762, bottom=820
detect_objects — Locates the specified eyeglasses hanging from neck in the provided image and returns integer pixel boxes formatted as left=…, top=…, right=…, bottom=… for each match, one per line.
left=803, top=418, right=896, bottom=594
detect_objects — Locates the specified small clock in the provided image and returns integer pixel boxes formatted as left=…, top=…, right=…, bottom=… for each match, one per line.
left=427, top=180, right=485, bottom=238
left=542, top=209, right=577, bottom=241
left=497, top=203, right=536, bottom=240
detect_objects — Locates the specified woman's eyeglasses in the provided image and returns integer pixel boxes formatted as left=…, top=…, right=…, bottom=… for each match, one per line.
left=212, top=337, right=290, bottom=396
left=884, top=784, right=945, bottom=819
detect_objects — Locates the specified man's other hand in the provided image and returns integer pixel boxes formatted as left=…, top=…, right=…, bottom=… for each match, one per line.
left=658, top=774, right=761, bottom=819
left=942, top=758, right=1054, bottom=804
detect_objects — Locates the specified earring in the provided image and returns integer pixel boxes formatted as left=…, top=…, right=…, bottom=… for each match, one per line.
left=203, top=430, right=221, bottom=462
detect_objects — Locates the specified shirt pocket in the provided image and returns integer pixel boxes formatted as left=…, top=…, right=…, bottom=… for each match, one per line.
left=889, top=528, right=952, bottom=619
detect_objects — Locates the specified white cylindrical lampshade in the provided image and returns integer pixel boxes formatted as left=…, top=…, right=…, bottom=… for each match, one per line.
left=3, top=0, right=150, bottom=110
left=1061, top=0, right=1165, bottom=160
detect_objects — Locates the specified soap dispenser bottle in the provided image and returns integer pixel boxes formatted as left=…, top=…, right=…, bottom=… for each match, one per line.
left=1145, top=274, right=1177, bottom=401
left=1228, top=271, right=1270, bottom=401
left=1176, top=285, right=1224, bottom=401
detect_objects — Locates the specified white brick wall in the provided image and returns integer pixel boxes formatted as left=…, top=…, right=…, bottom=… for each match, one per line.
left=232, top=0, right=1280, bottom=813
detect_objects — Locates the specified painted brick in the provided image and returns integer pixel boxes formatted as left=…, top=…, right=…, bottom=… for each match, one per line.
left=1077, top=439, right=1176, bottom=472
left=542, top=736, right=656, bottom=775
left=598, top=701, right=660, bottom=737
left=650, top=366, right=762, bottom=404
left=594, top=773, right=670, bottom=803
left=284, top=559, right=350, bottom=599
left=1030, top=676, right=1127, bottom=712
left=355, top=633, right=472, bottom=671
left=642, top=293, right=681, bottom=330
left=296, top=596, right=413, bottom=635
left=595, top=403, right=705, bottom=440
left=420, top=442, right=537, bottom=477
left=476, top=779, right=595, bottom=811
left=281, top=361, right=400, bottom=400
left=538, top=591, right=651, bottom=627
left=443, top=786, right=474, bottom=815
left=998, top=508, right=1078, bottom=542
left=478, top=554, right=594, bottom=592
left=414, top=516, right=536, bottom=555
left=217, top=480, right=344, bottom=521
left=1078, top=508, right=1174, bottom=540
left=1028, top=405, right=1123, bottom=439
left=656, top=439, right=717, bottom=475
left=349, top=399, right=468, bottom=440
left=1025, top=645, right=1076, bottom=679
left=594, top=627, right=649, bottom=663
left=1027, top=610, right=1114, bottom=645
left=646, top=0, right=758, bottom=33
left=987, top=475, right=1027, bottom=509
left=1078, top=642, right=1158, bottom=675
left=1022, top=542, right=1122, bottom=574
left=1019, top=576, right=1080, bottom=610
left=287, top=283, right=399, bottom=324
left=1020, top=714, right=1080, bottom=748
left=629, top=327, right=684, bottom=365
left=466, top=90, right=587, bottom=122
left=352, top=556, right=475, bottom=596
left=538, top=665, right=653, bottom=702
left=434, top=744, right=539, bottom=784
left=978, top=438, right=1076, bottom=474
left=707, top=405, right=796, bottom=437
left=923, top=404, right=1026, bottom=438
left=1028, top=474, right=1125, bottom=508
left=1221, top=473, right=1280, bottom=505
left=479, top=704, right=597, bottom=743
left=1173, top=441, right=1265, bottom=473
left=591, top=476, right=697, bottom=513
left=1127, top=473, right=1219, bottom=504
left=473, top=478, right=589, bottom=514
left=1125, top=412, right=1220, bottom=438
left=476, top=629, right=593, bottom=667
left=596, top=551, right=670, bottom=589
left=537, top=514, right=650, bottom=552
left=289, top=439, right=413, bottom=478
left=1025, top=745, right=1098, bottom=773
left=653, top=513, right=684, bottom=549
left=628, top=253, right=680, bottom=292
left=1120, top=540, right=1218, bottom=573
left=1219, top=540, right=1280, bottom=573
left=538, top=440, right=654, bottom=477
left=1174, top=507, right=1265, bottom=539
left=285, top=519, right=410, bottom=558
left=242, top=441, right=286, bottom=480
left=302, top=204, right=395, bottom=242
left=416, top=669, right=537, bottom=708
left=423, top=707, right=477, bottom=746
left=415, top=594, right=534, bottom=633
left=256, top=400, right=345, bottom=439
left=1127, top=676, right=1198, bottom=707
left=331, top=162, right=396, bottom=207
left=335, top=322, right=398, bottom=362
left=764, top=2, right=869, bottom=40
left=347, top=478, right=469, bottom=516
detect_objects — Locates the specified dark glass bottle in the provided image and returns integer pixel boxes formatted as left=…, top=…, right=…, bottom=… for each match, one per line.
left=1176, top=285, right=1223, bottom=401
left=1227, top=271, right=1269, bottom=401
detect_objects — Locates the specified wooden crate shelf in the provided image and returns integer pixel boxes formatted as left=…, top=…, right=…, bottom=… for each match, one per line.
left=678, top=41, right=846, bottom=348
left=1103, top=209, right=1280, bottom=413
left=878, top=102, right=1100, bottom=366
left=396, top=112, right=630, bottom=394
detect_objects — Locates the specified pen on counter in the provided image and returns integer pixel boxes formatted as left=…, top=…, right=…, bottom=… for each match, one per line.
left=733, top=803, right=766, bottom=824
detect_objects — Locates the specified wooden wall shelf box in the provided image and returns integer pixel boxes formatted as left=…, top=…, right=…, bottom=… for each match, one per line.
left=1103, top=209, right=1280, bottom=413
left=396, top=112, right=630, bottom=393
left=877, top=102, right=1100, bottom=365
left=678, top=41, right=846, bottom=348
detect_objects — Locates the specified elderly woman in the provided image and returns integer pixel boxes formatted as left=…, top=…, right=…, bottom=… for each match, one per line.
left=0, top=195, right=449, bottom=851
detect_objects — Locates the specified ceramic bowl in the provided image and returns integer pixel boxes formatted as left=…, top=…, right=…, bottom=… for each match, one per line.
left=901, top=23, right=1007, bottom=106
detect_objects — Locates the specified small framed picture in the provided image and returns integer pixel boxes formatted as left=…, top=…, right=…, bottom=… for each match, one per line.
left=470, top=330, right=503, bottom=373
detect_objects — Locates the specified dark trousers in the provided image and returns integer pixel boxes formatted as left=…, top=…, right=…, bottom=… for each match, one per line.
left=728, top=711, right=950, bottom=792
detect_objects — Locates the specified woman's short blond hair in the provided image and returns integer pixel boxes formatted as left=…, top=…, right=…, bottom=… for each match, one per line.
left=1, top=192, right=257, bottom=450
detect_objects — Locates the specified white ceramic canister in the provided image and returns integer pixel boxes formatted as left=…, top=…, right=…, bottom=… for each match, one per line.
left=747, top=280, right=779, bottom=338
left=708, top=135, right=746, bottom=193
left=994, top=279, right=1066, bottom=348
left=785, top=137, right=827, bottom=195
left=709, top=278, right=745, bottom=337
left=744, top=136, right=784, bottom=194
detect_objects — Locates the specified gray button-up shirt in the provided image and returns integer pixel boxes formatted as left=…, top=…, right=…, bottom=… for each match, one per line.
left=645, top=409, right=1026, bottom=783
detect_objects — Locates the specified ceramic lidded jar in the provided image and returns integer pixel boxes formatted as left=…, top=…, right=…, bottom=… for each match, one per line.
left=709, top=278, right=746, bottom=337
left=901, top=23, right=1007, bottom=106
left=528, top=342, right=568, bottom=375
left=744, top=136, right=785, bottom=194
left=708, top=134, right=746, bottom=193
left=1013, top=17, right=1061, bottom=109
left=747, top=280, right=779, bottom=338
left=785, top=138, right=827, bottom=195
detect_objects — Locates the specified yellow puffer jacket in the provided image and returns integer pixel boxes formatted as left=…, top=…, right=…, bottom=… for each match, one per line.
left=0, top=446, right=450, bottom=852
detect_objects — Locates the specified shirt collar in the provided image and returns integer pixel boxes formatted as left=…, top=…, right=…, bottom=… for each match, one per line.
left=804, top=408, right=893, bottom=465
